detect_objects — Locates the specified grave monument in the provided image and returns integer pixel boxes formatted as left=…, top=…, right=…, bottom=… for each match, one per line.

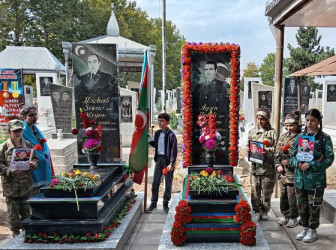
left=243, top=77, right=262, bottom=124
left=323, top=80, right=336, bottom=125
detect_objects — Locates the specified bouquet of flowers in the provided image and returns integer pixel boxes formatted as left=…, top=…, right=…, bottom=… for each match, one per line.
left=170, top=200, right=191, bottom=246
left=189, top=168, right=241, bottom=194
left=197, top=113, right=221, bottom=151
left=234, top=200, right=252, bottom=224
left=72, top=108, right=103, bottom=153
left=240, top=221, right=257, bottom=246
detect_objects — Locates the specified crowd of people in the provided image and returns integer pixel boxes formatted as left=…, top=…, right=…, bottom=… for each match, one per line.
left=248, top=107, right=334, bottom=243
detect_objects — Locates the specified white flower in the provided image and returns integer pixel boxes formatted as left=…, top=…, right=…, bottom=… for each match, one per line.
left=216, top=131, right=221, bottom=140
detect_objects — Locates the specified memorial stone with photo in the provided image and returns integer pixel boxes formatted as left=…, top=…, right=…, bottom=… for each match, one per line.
left=283, top=78, right=298, bottom=119
left=40, top=76, right=52, bottom=96
left=323, top=81, right=336, bottom=125
left=327, top=84, right=336, bottom=102
left=176, top=87, right=181, bottom=113
left=73, top=43, right=120, bottom=163
left=251, top=83, right=274, bottom=125
left=300, top=84, right=310, bottom=113
left=49, top=84, right=73, bottom=133
left=120, top=96, right=132, bottom=123
left=258, top=91, right=272, bottom=113
left=243, top=77, right=262, bottom=124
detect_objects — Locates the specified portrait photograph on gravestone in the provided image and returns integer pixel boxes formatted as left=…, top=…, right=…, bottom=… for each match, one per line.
left=247, top=81, right=257, bottom=99
left=40, top=76, right=52, bottom=96
left=191, top=53, right=231, bottom=165
left=283, top=78, right=298, bottom=119
left=120, top=96, right=132, bottom=123
left=318, top=91, right=322, bottom=98
left=258, top=91, right=272, bottom=113
left=300, top=84, right=310, bottom=113
left=73, top=43, right=120, bottom=163
left=49, top=84, right=73, bottom=133
left=327, top=84, right=336, bottom=102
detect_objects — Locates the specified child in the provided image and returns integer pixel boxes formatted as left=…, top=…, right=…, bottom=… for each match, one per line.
left=290, top=109, right=334, bottom=243
left=0, top=119, right=38, bottom=238
left=275, top=111, right=301, bottom=228
left=247, top=108, right=277, bottom=221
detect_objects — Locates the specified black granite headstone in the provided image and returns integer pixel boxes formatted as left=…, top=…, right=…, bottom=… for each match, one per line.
left=283, top=78, right=298, bottom=119
left=73, top=43, right=120, bottom=163
left=176, top=87, right=181, bottom=113
left=300, top=84, right=310, bottom=113
left=49, top=84, right=73, bottom=133
left=120, top=96, right=132, bottom=123
left=327, top=84, right=336, bottom=102
left=191, top=53, right=231, bottom=165
left=258, top=91, right=272, bottom=113
left=40, top=76, right=52, bottom=96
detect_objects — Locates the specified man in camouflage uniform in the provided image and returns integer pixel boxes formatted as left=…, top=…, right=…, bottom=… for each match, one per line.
left=290, top=109, right=334, bottom=243
left=247, top=109, right=277, bottom=221
left=0, top=120, right=38, bottom=238
left=274, top=114, right=300, bottom=227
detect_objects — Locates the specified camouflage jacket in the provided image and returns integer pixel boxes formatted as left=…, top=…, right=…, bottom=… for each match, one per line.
left=0, top=138, right=38, bottom=197
left=247, top=123, right=278, bottom=176
left=274, top=131, right=300, bottom=184
left=290, top=130, right=334, bottom=190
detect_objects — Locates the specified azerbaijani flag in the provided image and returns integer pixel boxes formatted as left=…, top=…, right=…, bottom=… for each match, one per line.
left=129, top=52, right=149, bottom=184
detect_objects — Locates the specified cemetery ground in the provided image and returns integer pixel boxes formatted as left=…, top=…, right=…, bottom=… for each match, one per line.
left=1, top=129, right=336, bottom=249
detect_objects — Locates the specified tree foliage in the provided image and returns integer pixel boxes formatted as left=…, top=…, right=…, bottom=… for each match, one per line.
left=0, top=0, right=185, bottom=90
left=260, top=52, right=275, bottom=86
left=284, top=27, right=335, bottom=91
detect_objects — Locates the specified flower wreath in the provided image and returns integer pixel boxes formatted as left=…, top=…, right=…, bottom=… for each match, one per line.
left=181, top=42, right=240, bottom=167
left=171, top=200, right=192, bottom=246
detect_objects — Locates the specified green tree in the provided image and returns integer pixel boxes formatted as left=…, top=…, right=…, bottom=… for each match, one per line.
left=260, top=52, right=275, bottom=86
left=285, top=27, right=334, bottom=91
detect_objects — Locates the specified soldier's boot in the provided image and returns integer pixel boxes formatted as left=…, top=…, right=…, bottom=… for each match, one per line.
left=261, top=211, right=268, bottom=221
left=278, top=217, right=289, bottom=226
left=303, top=228, right=318, bottom=243
left=287, top=218, right=299, bottom=228
left=296, top=227, right=309, bottom=241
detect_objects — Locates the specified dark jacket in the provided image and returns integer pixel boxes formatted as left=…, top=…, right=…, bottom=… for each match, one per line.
left=150, top=129, right=177, bottom=166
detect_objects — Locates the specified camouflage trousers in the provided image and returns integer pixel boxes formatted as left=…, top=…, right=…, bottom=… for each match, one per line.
left=251, top=175, right=276, bottom=213
left=280, top=182, right=298, bottom=219
left=296, top=187, right=324, bottom=229
left=5, top=196, right=30, bottom=232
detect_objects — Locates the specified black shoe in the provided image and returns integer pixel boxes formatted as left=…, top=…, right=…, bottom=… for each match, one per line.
left=163, top=204, right=169, bottom=213
left=146, top=204, right=157, bottom=213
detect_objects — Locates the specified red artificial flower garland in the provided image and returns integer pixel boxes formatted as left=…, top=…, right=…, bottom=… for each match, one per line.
left=171, top=200, right=192, bottom=246
left=181, top=42, right=240, bottom=167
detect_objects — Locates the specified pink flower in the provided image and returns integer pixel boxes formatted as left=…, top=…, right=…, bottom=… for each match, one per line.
left=85, top=130, right=93, bottom=137
left=84, top=138, right=100, bottom=149
left=205, top=167, right=214, bottom=175
left=199, top=135, right=205, bottom=144
left=204, top=138, right=217, bottom=150
left=51, top=178, right=59, bottom=185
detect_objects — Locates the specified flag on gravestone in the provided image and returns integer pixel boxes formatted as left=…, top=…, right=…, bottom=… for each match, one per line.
left=129, top=52, right=149, bottom=185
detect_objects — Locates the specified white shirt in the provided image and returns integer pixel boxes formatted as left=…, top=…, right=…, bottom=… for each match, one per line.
left=157, top=132, right=165, bottom=155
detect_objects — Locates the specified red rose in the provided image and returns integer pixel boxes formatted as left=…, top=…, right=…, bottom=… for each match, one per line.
left=71, top=128, right=79, bottom=135
left=263, top=140, right=270, bottom=147
left=34, top=144, right=43, bottom=151
left=39, top=138, right=47, bottom=144
left=162, top=168, right=168, bottom=175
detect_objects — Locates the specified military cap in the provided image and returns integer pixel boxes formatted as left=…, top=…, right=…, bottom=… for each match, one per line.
left=7, top=119, right=24, bottom=131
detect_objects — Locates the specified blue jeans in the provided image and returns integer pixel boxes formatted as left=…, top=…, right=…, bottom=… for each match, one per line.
left=150, top=156, right=174, bottom=205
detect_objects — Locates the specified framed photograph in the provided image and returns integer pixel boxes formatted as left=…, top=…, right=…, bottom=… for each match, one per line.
left=40, top=77, right=52, bottom=96
left=248, top=140, right=263, bottom=164
left=10, top=148, right=33, bottom=171
left=296, top=135, right=315, bottom=162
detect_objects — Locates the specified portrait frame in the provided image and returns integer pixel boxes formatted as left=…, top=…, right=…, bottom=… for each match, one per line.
left=296, top=135, right=315, bottom=162
left=10, top=148, right=33, bottom=171
left=327, top=84, right=336, bottom=102
left=248, top=140, right=263, bottom=164
left=39, top=76, right=52, bottom=96
left=181, top=42, right=240, bottom=167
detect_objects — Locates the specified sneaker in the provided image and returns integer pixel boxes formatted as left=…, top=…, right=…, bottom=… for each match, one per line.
left=296, top=227, right=309, bottom=241
left=287, top=218, right=299, bottom=228
left=163, top=204, right=169, bottom=213
left=11, top=231, right=20, bottom=238
left=278, top=217, right=289, bottom=226
left=303, top=228, right=318, bottom=243
left=261, top=211, right=269, bottom=221
left=146, top=204, right=157, bottom=213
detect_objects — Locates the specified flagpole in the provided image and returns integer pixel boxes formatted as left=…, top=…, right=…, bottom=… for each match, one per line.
left=144, top=165, right=148, bottom=211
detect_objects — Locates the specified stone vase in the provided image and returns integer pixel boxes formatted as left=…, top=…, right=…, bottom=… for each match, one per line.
left=87, top=151, right=100, bottom=170
left=205, top=150, right=215, bottom=168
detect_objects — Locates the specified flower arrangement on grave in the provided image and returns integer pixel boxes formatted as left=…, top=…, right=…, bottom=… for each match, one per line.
left=181, top=42, right=240, bottom=167
left=71, top=108, right=103, bottom=154
left=170, top=200, right=192, bottom=246
left=189, top=168, right=242, bottom=194
left=39, top=107, right=53, bottom=119
left=48, top=169, right=100, bottom=211
left=234, top=200, right=257, bottom=246
left=24, top=191, right=137, bottom=244
left=197, top=113, right=221, bottom=151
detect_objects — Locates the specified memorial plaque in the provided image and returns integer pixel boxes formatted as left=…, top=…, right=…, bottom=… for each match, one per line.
left=258, top=91, right=272, bottom=113
left=300, top=84, right=310, bottom=113
left=49, top=84, right=72, bottom=133
left=327, top=84, right=336, bottom=102
left=176, top=87, right=181, bottom=113
left=318, top=92, right=322, bottom=98
left=283, top=78, right=298, bottom=118
left=120, top=96, right=132, bottom=123
left=73, top=43, right=120, bottom=163
left=191, top=54, right=231, bottom=165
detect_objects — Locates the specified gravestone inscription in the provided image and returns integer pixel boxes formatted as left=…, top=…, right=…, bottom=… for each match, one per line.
left=73, top=43, right=120, bottom=163
left=49, top=84, right=72, bottom=133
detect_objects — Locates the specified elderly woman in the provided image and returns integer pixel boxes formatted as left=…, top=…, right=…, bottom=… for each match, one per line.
left=247, top=108, right=278, bottom=221
left=20, top=106, right=54, bottom=191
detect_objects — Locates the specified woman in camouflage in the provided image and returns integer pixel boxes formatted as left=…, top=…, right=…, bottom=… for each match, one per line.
left=291, top=109, right=334, bottom=243
left=275, top=111, right=301, bottom=228
left=247, top=108, right=277, bottom=221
